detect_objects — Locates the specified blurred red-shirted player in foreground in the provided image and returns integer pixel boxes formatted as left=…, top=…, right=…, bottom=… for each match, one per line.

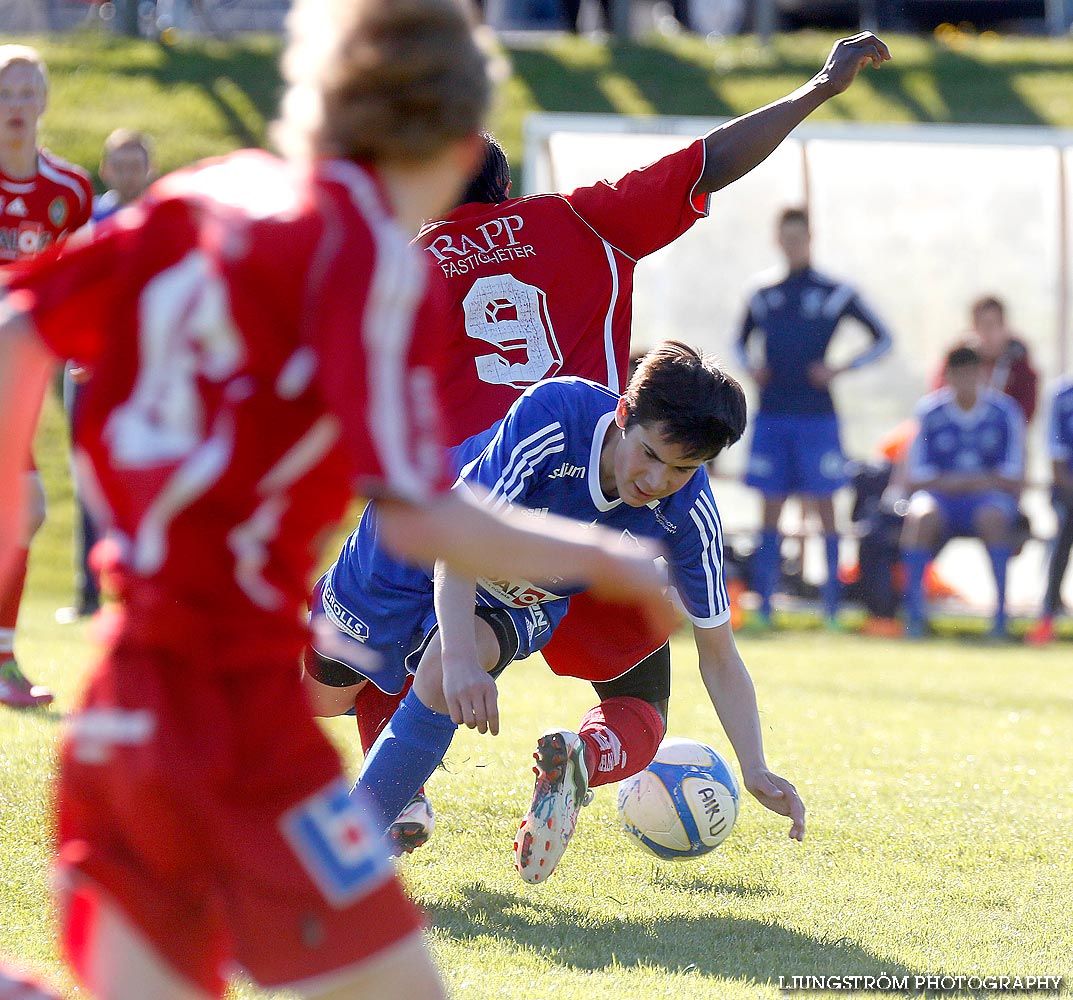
left=0, top=44, right=92, bottom=708
left=0, top=1, right=672, bottom=997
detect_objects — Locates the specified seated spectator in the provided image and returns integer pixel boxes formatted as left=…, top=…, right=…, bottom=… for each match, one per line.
left=935, top=295, right=1039, bottom=424
left=92, top=127, right=154, bottom=221
left=1027, top=376, right=1073, bottom=645
left=900, top=345, right=1025, bottom=639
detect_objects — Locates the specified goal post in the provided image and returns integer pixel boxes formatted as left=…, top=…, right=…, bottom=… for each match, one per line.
left=524, top=114, right=1073, bottom=474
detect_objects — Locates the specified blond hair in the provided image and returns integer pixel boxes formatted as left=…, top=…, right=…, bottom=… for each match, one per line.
left=274, top=0, right=492, bottom=164
left=102, top=127, right=153, bottom=163
left=0, top=44, right=47, bottom=91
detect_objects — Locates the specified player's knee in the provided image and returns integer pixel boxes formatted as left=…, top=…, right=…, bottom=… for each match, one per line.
left=301, top=649, right=367, bottom=717
left=901, top=494, right=939, bottom=543
left=411, top=646, right=449, bottom=716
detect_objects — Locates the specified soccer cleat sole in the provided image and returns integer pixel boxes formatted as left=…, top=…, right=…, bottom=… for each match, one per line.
left=513, top=731, right=588, bottom=885
left=388, top=822, right=432, bottom=857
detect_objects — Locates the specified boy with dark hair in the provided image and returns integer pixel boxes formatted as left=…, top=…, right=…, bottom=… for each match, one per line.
left=306, top=342, right=805, bottom=882
left=900, top=345, right=1025, bottom=639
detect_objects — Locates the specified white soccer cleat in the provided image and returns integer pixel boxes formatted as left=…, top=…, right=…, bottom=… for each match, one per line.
left=388, top=790, right=435, bottom=856
left=514, top=729, right=593, bottom=884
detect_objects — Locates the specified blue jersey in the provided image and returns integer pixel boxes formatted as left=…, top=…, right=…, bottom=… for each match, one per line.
left=735, top=267, right=891, bottom=416
left=1046, top=377, right=1073, bottom=474
left=452, top=377, right=729, bottom=627
left=328, top=377, right=730, bottom=631
left=92, top=191, right=122, bottom=223
left=908, top=387, right=1025, bottom=483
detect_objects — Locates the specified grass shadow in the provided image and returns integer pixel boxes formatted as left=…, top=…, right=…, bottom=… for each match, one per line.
left=648, top=867, right=778, bottom=898
left=507, top=45, right=621, bottom=116
left=45, top=32, right=281, bottom=150
left=606, top=40, right=734, bottom=117
left=425, top=882, right=933, bottom=988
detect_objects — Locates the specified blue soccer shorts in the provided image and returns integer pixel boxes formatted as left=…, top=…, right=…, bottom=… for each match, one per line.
left=925, top=490, right=1019, bottom=540
left=307, top=571, right=569, bottom=694
left=744, top=411, right=848, bottom=498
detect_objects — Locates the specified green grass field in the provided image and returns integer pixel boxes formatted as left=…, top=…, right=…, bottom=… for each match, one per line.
left=1, top=23, right=1072, bottom=1000
left=13, top=27, right=1073, bottom=180
left=3, top=592, right=1072, bottom=999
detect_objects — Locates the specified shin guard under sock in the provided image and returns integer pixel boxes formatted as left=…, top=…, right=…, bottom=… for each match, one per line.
left=577, top=696, right=665, bottom=788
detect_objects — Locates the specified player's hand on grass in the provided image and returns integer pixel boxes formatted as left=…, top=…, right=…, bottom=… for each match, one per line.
left=442, top=652, right=500, bottom=736
left=743, top=769, right=806, bottom=841
left=815, top=31, right=891, bottom=97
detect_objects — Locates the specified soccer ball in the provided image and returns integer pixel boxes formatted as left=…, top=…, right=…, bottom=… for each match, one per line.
left=617, top=737, right=739, bottom=861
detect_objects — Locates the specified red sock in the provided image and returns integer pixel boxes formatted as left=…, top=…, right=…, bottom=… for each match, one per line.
left=0, top=547, right=29, bottom=657
left=577, top=696, right=665, bottom=788
left=354, top=676, right=412, bottom=755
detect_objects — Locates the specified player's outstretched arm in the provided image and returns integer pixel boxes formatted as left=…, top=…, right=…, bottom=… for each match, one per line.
left=0, top=307, right=55, bottom=589
left=378, top=490, right=677, bottom=639
left=432, top=560, right=500, bottom=735
left=693, top=621, right=806, bottom=840
left=699, top=31, right=891, bottom=195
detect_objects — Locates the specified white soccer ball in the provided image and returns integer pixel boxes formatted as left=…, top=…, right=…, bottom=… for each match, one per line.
left=617, top=737, right=740, bottom=860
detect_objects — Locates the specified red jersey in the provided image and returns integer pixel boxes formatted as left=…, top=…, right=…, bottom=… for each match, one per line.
left=8, top=150, right=447, bottom=642
left=415, top=139, right=709, bottom=444
left=0, top=148, right=92, bottom=263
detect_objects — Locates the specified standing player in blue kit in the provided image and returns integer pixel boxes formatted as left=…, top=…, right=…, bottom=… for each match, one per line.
left=736, top=206, right=892, bottom=628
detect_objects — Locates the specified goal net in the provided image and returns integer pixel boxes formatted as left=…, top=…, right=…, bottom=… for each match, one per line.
left=525, top=114, right=1073, bottom=609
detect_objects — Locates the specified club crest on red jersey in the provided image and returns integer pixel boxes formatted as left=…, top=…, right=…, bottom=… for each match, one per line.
left=48, top=197, right=67, bottom=228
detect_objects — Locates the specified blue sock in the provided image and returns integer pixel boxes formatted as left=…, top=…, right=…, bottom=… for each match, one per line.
left=352, top=687, right=457, bottom=834
left=822, top=534, right=841, bottom=619
left=754, top=529, right=781, bottom=618
left=903, top=547, right=930, bottom=628
left=986, top=544, right=1012, bottom=633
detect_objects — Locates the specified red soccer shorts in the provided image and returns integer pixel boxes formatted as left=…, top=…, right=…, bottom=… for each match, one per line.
left=54, top=627, right=423, bottom=997
left=541, top=589, right=670, bottom=682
